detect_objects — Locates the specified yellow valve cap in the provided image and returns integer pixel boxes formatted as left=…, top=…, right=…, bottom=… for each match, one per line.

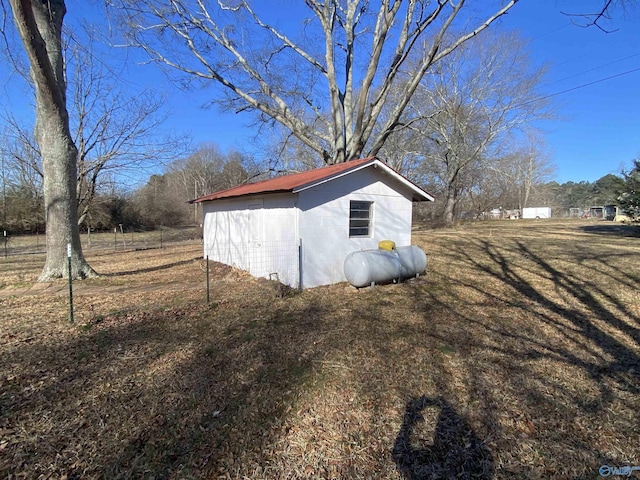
left=378, top=240, right=396, bottom=251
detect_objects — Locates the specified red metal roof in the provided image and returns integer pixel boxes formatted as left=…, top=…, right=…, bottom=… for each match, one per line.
left=192, top=156, right=433, bottom=203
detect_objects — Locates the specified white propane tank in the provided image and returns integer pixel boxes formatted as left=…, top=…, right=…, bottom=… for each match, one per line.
left=344, top=245, right=427, bottom=288
left=344, top=249, right=401, bottom=288
left=396, top=245, right=428, bottom=278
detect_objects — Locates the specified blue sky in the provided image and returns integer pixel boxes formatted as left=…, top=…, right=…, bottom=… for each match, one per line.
left=496, top=1, right=640, bottom=183
left=1, top=1, right=639, bottom=184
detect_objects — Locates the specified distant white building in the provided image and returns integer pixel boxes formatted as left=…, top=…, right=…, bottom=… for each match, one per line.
left=522, top=207, right=551, bottom=219
left=192, top=157, right=434, bottom=289
left=488, top=208, right=502, bottom=219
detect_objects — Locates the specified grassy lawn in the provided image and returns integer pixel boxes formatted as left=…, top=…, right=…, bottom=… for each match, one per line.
left=1, top=220, right=639, bottom=479
left=0, top=226, right=200, bottom=257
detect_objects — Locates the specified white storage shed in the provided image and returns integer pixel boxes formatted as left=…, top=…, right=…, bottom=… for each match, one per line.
left=192, top=157, right=434, bottom=289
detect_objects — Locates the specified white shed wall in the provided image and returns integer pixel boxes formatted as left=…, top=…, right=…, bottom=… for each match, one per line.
left=202, top=194, right=300, bottom=287
left=298, top=168, right=414, bottom=288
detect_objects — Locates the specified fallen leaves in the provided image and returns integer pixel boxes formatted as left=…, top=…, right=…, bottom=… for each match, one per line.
left=0, top=222, right=639, bottom=478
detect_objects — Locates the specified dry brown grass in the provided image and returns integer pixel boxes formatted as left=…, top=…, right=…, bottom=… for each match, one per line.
left=1, top=219, right=639, bottom=479
left=0, top=226, right=200, bottom=258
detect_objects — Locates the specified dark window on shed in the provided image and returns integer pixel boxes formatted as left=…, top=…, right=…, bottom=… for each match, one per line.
left=349, top=201, right=373, bottom=237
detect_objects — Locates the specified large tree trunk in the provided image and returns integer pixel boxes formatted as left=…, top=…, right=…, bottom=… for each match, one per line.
left=10, top=0, right=95, bottom=280
left=442, top=186, right=458, bottom=228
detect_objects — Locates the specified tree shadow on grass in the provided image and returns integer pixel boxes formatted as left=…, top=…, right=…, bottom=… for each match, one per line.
left=406, top=232, right=640, bottom=476
left=448, top=238, right=640, bottom=396
left=579, top=224, right=640, bottom=238
left=0, top=281, right=334, bottom=478
left=101, top=299, right=328, bottom=477
left=102, top=257, right=201, bottom=276
left=392, top=396, right=493, bottom=480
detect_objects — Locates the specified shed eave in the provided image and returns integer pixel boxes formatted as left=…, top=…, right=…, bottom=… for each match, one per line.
left=292, top=158, right=434, bottom=202
left=191, top=189, right=293, bottom=204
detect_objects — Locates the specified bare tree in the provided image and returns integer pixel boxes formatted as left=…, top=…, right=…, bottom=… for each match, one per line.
left=498, top=132, right=556, bottom=211
left=466, top=170, right=512, bottom=220
left=134, top=144, right=254, bottom=226
left=462, top=137, right=555, bottom=220
left=68, top=39, right=184, bottom=227
left=108, top=0, right=518, bottom=164
left=3, top=31, right=185, bottom=231
left=7, top=0, right=94, bottom=280
left=386, top=30, right=550, bottom=227
left=0, top=128, right=44, bottom=231
left=168, top=144, right=253, bottom=199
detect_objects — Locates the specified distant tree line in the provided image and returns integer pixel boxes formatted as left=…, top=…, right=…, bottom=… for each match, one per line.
left=541, top=174, right=627, bottom=210
left=2, top=133, right=638, bottom=233
left=0, top=144, right=256, bottom=234
left=429, top=165, right=637, bottom=222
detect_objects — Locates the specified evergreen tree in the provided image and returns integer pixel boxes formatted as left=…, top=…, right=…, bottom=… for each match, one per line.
left=618, top=160, right=640, bottom=218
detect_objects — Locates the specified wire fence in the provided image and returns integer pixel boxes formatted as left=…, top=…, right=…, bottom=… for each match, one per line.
left=1, top=226, right=202, bottom=257
left=205, top=240, right=301, bottom=289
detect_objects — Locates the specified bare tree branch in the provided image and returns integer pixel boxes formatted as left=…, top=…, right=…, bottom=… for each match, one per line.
left=107, top=0, right=520, bottom=164
left=561, top=0, right=621, bottom=33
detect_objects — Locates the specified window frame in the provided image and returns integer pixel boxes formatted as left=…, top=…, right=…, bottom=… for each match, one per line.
left=349, top=200, right=373, bottom=238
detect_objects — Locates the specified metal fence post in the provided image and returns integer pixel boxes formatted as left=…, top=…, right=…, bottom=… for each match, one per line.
left=67, top=243, right=74, bottom=324
left=298, top=238, right=303, bottom=291
left=206, top=255, right=210, bottom=304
